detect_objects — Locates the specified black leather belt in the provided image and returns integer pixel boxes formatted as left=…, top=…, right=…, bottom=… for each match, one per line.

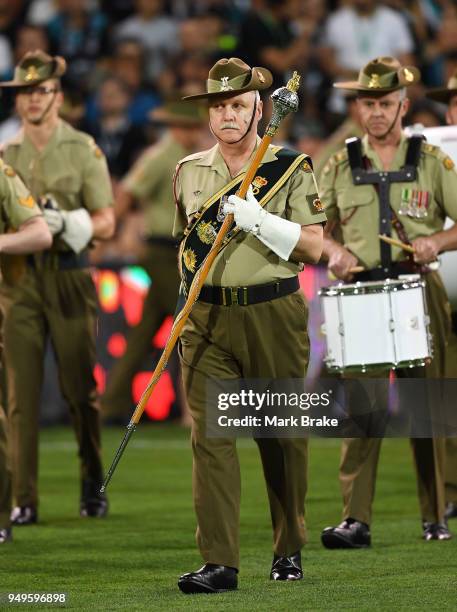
left=27, top=251, right=89, bottom=270
left=353, top=260, right=429, bottom=282
left=198, top=276, right=300, bottom=306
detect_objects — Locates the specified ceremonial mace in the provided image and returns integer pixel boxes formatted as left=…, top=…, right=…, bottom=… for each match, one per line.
left=101, top=72, right=301, bottom=493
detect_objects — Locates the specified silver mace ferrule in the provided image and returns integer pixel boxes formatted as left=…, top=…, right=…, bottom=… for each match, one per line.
left=266, top=71, right=301, bottom=137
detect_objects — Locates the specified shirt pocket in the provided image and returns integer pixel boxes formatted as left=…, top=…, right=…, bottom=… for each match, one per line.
left=337, top=186, right=375, bottom=224
left=336, top=186, right=377, bottom=249
left=48, top=175, right=82, bottom=209
left=184, top=189, right=213, bottom=220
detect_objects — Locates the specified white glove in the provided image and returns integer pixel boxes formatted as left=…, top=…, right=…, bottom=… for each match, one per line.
left=41, top=195, right=64, bottom=235
left=43, top=207, right=64, bottom=235
left=61, top=208, right=93, bottom=253
left=223, top=186, right=301, bottom=261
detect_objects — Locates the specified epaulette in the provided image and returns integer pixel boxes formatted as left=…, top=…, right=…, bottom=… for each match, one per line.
left=421, top=141, right=455, bottom=170
left=87, top=136, right=105, bottom=159
left=421, top=142, right=439, bottom=156
left=57, top=123, right=104, bottom=158
left=332, top=147, right=349, bottom=164
left=321, top=147, right=348, bottom=175
left=177, top=150, right=208, bottom=165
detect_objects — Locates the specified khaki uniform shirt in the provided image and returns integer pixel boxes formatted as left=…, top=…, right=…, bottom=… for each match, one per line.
left=123, top=133, right=187, bottom=239
left=319, top=133, right=457, bottom=269
left=3, top=119, right=113, bottom=252
left=174, top=139, right=327, bottom=286
left=0, top=159, right=41, bottom=233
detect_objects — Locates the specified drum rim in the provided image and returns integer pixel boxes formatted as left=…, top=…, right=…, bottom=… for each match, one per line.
left=319, top=278, right=426, bottom=296
left=325, top=357, right=429, bottom=373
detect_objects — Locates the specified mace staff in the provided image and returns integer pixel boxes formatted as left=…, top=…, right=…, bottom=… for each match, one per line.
left=101, top=72, right=301, bottom=493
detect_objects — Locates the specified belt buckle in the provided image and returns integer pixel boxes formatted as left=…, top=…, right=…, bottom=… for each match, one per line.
left=221, top=286, right=234, bottom=306
left=241, top=287, right=248, bottom=305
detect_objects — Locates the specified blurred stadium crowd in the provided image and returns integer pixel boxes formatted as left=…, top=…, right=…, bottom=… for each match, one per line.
left=1, top=1, right=456, bottom=259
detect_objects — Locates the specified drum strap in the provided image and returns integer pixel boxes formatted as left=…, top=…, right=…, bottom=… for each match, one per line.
left=346, top=135, right=423, bottom=274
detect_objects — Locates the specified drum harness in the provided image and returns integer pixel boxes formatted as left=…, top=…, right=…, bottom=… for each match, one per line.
left=345, top=135, right=427, bottom=280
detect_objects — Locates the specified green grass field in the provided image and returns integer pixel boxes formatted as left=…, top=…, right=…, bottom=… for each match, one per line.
left=2, top=425, right=457, bottom=610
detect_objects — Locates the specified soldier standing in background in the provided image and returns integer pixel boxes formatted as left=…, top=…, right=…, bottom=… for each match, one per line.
left=0, top=164, right=52, bottom=544
left=0, top=51, right=115, bottom=526
left=426, top=72, right=457, bottom=520
left=101, top=100, right=208, bottom=423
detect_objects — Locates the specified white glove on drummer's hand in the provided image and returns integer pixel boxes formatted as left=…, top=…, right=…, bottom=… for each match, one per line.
left=223, top=185, right=301, bottom=261
left=42, top=196, right=64, bottom=235
left=43, top=208, right=64, bottom=235
left=60, top=208, right=93, bottom=254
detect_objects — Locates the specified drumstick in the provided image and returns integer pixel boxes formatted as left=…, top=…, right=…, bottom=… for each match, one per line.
left=328, top=266, right=364, bottom=280
left=378, top=234, right=441, bottom=270
left=378, top=234, right=415, bottom=253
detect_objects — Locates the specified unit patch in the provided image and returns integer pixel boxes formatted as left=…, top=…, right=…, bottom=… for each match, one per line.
left=306, top=193, right=325, bottom=214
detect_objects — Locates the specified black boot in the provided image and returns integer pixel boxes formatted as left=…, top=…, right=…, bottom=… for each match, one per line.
left=422, top=521, right=452, bottom=541
left=270, top=551, right=302, bottom=581
left=321, top=518, right=371, bottom=549
left=80, top=480, right=108, bottom=518
left=0, top=527, right=12, bottom=543
left=178, top=564, right=238, bottom=594
left=10, top=506, right=37, bottom=526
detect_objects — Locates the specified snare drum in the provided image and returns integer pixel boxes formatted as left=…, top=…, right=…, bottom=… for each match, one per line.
left=319, top=278, right=432, bottom=372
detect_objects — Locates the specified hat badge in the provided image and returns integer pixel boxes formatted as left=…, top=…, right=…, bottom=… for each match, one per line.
left=25, top=65, right=40, bottom=82
left=368, top=73, right=381, bottom=88
left=219, top=76, right=233, bottom=92
left=403, top=68, right=414, bottom=82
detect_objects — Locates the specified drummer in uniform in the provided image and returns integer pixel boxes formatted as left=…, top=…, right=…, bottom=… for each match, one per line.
left=319, top=57, right=457, bottom=547
left=426, top=71, right=457, bottom=521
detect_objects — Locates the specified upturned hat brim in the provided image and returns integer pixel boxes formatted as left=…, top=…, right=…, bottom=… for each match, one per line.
left=0, top=54, right=66, bottom=88
left=426, top=88, right=457, bottom=104
left=334, top=82, right=405, bottom=93
left=149, top=106, right=207, bottom=126
left=334, top=63, right=420, bottom=94
left=182, top=66, right=272, bottom=101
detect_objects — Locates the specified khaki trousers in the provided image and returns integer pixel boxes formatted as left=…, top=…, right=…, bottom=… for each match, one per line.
left=339, top=272, right=452, bottom=524
left=179, top=290, right=310, bottom=570
left=0, top=403, right=11, bottom=529
left=444, top=330, right=457, bottom=505
left=0, top=266, right=103, bottom=507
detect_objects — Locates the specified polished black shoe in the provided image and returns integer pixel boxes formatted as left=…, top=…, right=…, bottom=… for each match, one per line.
left=422, top=521, right=452, bottom=541
left=321, top=518, right=371, bottom=549
left=445, top=502, right=457, bottom=520
left=10, top=506, right=37, bottom=526
left=270, top=551, right=302, bottom=581
left=178, top=564, right=238, bottom=594
left=80, top=480, right=108, bottom=518
left=0, top=527, right=12, bottom=543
